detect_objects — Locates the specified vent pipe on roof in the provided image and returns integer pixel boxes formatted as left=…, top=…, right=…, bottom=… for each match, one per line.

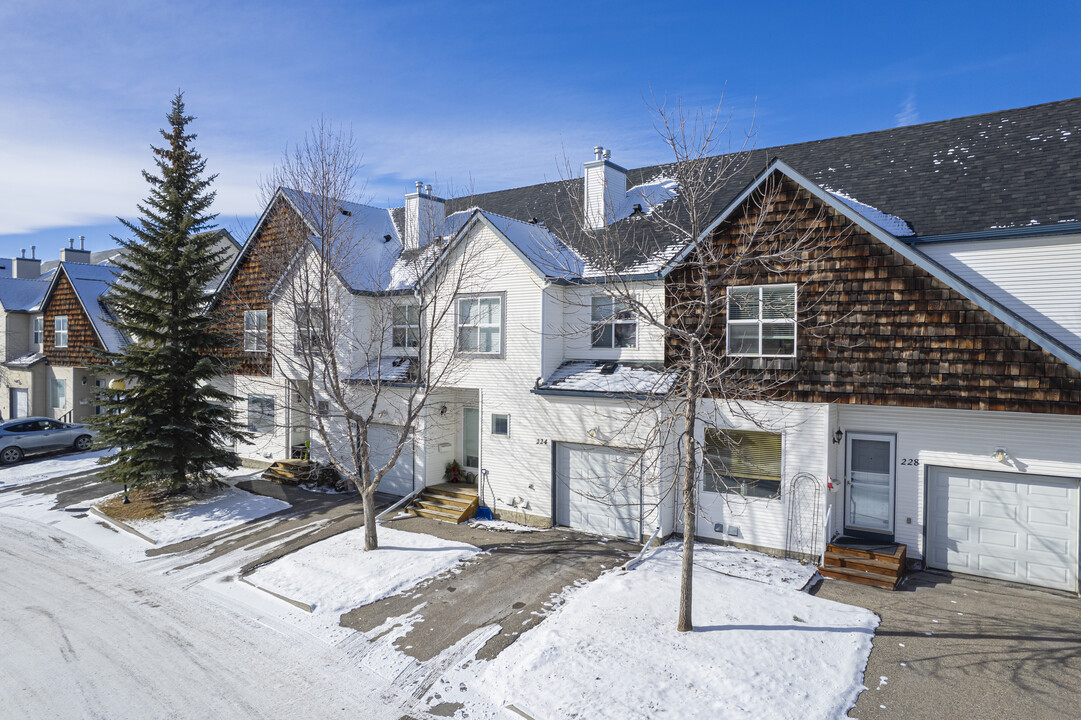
left=12, top=247, right=42, bottom=279
left=79, top=235, right=85, bottom=250
left=584, top=146, right=627, bottom=230
left=404, top=179, right=445, bottom=251
left=31, top=245, right=36, bottom=259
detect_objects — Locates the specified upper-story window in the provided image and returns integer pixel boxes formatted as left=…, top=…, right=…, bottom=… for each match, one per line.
left=726, top=285, right=796, bottom=357
left=591, top=296, right=636, bottom=348
left=295, top=305, right=324, bottom=353
left=54, top=316, right=69, bottom=348
left=244, top=310, right=268, bottom=353
left=392, top=305, right=420, bottom=348
left=457, top=295, right=502, bottom=355
left=33, top=316, right=44, bottom=345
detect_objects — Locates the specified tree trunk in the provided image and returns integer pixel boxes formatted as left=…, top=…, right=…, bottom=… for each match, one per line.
left=677, top=344, right=700, bottom=633
left=362, top=485, right=379, bottom=551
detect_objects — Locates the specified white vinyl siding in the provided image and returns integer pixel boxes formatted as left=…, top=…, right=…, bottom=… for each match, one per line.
left=54, top=316, right=68, bottom=348
left=244, top=310, right=268, bottom=353
left=726, top=285, right=796, bottom=357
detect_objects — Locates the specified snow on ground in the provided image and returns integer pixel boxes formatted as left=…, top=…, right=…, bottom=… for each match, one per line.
left=430, top=541, right=877, bottom=719
left=0, top=448, right=110, bottom=490
left=690, top=544, right=818, bottom=588
left=247, top=525, right=479, bottom=616
left=467, top=518, right=543, bottom=533
left=121, top=486, right=291, bottom=546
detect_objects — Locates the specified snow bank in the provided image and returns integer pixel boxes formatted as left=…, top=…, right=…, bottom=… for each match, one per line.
left=467, top=518, right=542, bottom=533
left=431, top=542, right=877, bottom=718
left=247, top=526, right=479, bottom=616
left=125, top=486, right=290, bottom=545
left=0, top=449, right=110, bottom=490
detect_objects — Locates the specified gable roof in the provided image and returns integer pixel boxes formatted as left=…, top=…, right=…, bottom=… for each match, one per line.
left=686, top=158, right=1081, bottom=374
left=44, top=263, right=126, bottom=353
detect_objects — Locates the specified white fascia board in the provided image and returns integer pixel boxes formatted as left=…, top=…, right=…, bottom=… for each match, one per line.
left=680, top=157, right=1081, bottom=372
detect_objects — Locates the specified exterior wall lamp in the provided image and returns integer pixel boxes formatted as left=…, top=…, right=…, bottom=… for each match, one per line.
left=832, top=429, right=843, bottom=444
left=993, top=448, right=1008, bottom=463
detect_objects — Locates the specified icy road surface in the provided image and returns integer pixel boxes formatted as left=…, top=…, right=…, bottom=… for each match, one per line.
left=0, top=516, right=397, bottom=719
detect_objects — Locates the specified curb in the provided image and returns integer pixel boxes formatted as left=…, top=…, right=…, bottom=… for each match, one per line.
left=88, top=506, right=158, bottom=545
left=238, top=576, right=314, bottom=613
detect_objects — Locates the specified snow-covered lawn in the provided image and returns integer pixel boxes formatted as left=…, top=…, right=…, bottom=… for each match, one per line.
left=0, top=448, right=110, bottom=490
left=466, top=518, right=543, bottom=533
left=432, top=542, right=877, bottom=719
left=247, top=526, right=479, bottom=616
left=119, top=486, right=290, bottom=545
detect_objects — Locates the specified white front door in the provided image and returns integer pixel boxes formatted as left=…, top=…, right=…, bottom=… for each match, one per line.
left=845, top=433, right=896, bottom=536
left=555, top=443, right=641, bottom=540
left=10, top=388, right=28, bottom=418
left=927, top=466, right=1078, bottom=591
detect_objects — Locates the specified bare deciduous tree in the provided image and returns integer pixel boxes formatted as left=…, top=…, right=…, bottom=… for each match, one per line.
left=552, top=98, right=843, bottom=631
left=257, top=120, right=486, bottom=551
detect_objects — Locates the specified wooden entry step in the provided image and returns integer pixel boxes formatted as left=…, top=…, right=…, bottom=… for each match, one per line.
left=819, top=539, right=906, bottom=590
left=405, top=483, right=478, bottom=523
left=261, top=459, right=310, bottom=485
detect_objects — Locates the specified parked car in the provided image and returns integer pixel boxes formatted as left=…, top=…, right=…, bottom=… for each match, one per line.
left=0, top=417, right=95, bottom=464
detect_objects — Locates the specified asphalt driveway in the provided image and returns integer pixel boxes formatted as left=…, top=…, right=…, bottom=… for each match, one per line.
left=813, top=570, right=1081, bottom=720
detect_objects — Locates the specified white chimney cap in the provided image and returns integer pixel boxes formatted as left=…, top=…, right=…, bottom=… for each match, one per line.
left=415, top=180, right=424, bottom=193
left=594, top=146, right=604, bottom=161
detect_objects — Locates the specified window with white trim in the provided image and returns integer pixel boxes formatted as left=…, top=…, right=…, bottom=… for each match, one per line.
left=33, top=316, right=44, bottom=345
left=457, top=296, right=502, bottom=355
left=591, top=296, right=636, bottom=348
left=54, top=316, right=68, bottom=348
left=491, top=413, right=509, bottom=436
left=295, top=305, right=324, bottom=353
left=392, top=305, right=420, bottom=348
left=247, top=394, right=275, bottom=433
left=703, top=429, right=782, bottom=499
left=726, top=285, right=796, bottom=357
left=244, top=310, right=268, bottom=353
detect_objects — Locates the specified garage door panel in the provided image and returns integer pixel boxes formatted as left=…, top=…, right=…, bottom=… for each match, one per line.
left=369, top=424, right=414, bottom=497
left=556, top=443, right=640, bottom=540
left=927, top=466, right=1078, bottom=591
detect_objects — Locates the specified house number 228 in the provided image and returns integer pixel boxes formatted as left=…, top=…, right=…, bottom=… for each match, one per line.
left=536, top=438, right=549, bottom=445
left=900, top=458, right=919, bottom=466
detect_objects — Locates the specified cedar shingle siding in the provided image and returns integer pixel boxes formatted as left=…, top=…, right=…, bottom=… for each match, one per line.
left=43, top=270, right=102, bottom=367
left=668, top=173, right=1081, bottom=415
left=213, top=200, right=302, bottom=375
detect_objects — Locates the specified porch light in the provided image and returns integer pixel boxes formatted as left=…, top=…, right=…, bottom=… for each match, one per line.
left=993, top=448, right=1008, bottom=463
left=832, top=429, right=843, bottom=444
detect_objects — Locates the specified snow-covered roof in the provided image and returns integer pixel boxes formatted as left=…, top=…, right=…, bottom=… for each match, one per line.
left=347, top=356, right=414, bottom=384
left=538, top=360, right=675, bottom=396
left=4, top=351, right=45, bottom=368
left=56, top=263, right=127, bottom=353
left=480, top=211, right=585, bottom=279
left=0, top=277, right=48, bottom=312
left=824, top=188, right=915, bottom=237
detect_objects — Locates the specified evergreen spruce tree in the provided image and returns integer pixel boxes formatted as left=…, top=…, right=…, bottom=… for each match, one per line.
left=91, top=93, right=247, bottom=494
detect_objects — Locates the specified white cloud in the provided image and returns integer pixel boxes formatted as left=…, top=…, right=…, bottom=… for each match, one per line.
left=895, top=92, right=919, bottom=127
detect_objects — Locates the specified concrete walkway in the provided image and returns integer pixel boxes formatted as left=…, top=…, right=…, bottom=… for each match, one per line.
left=814, top=570, right=1081, bottom=720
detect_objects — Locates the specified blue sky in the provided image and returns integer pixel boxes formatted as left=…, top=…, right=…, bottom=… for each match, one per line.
left=2, top=0, right=1079, bottom=261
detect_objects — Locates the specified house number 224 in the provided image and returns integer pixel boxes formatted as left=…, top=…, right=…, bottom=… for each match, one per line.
left=536, top=438, right=549, bottom=445
left=900, top=458, right=919, bottom=466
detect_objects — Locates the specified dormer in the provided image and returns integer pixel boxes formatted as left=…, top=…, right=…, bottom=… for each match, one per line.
left=584, top=146, right=627, bottom=229
left=404, top=181, right=446, bottom=250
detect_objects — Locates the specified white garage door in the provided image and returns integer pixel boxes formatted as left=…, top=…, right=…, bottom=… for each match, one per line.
left=927, top=466, right=1078, bottom=591
left=368, top=424, right=415, bottom=497
left=556, top=443, right=640, bottom=540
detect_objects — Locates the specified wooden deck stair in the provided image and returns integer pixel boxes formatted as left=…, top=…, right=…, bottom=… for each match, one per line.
left=405, top=483, right=478, bottom=523
left=819, top=539, right=906, bottom=590
left=261, top=459, right=311, bottom=485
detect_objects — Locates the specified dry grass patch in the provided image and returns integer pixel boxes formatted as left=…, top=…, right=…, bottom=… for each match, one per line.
left=96, top=488, right=204, bottom=523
